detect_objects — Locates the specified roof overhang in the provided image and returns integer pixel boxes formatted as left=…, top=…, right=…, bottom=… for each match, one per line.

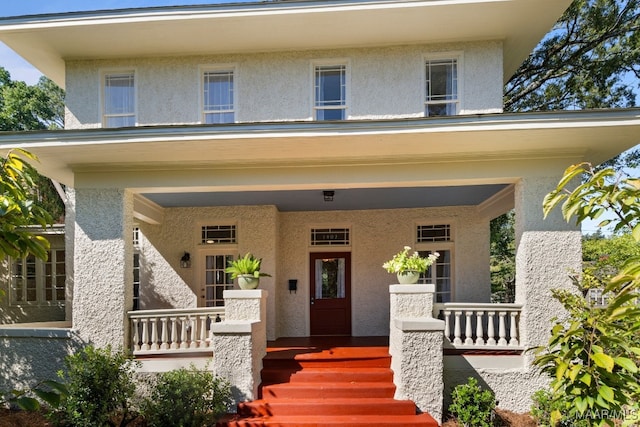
left=0, top=0, right=571, bottom=88
left=1, top=109, right=639, bottom=189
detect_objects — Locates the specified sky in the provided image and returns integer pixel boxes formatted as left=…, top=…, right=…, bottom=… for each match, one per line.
left=0, top=1, right=634, bottom=235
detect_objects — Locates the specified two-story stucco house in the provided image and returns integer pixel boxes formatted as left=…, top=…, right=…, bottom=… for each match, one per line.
left=1, top=0, right=640, bottom=424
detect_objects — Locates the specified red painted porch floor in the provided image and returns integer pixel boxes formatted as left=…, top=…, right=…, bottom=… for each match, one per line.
left=217, top=336, right=439, bottom=427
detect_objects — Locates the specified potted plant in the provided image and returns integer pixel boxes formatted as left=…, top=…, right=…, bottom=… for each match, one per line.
left=225, top=252, right=271, bottom=289
left=382, top=246, right=439, bottom=284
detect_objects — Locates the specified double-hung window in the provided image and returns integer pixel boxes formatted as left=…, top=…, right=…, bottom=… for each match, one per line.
left=203, top=69, right=235, bottom=124
left=103, top=71, right=136, bottom=127
left=425, top=58, right=458, bottom=117
left=11, top=248, right=65, bottom=305
left=314, top=64, right=347, bottom=120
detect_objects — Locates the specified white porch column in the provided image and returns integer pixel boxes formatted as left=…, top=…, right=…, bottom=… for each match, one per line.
left=212, top=290, right=268, bottom=406
left=389, top=284, right=444, bottom=423
left=514, top=176, right=581, bottom=362
left=72, top=188, right=134, bottom=348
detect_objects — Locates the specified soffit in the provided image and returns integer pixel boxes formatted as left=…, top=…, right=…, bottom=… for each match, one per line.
left=1, top=109, right=639, bottom=187
left=0, top=0, right=572, bottom=88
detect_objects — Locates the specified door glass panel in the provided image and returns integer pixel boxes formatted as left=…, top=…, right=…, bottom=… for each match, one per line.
left=314, top=257, right=345, bottom=299
left=204, top=254, right=234, bottom=307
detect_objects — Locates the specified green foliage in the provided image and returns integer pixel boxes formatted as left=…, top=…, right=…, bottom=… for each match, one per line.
left=448, top=377, right=496, bottom=427
left=225, top=252, right=271, bottom=279
left=0, top=149, right=53, bottom=260
left=536, top=163, right=640, bottom=426
left=505, top=0, right=639, bottom=113
left=142, top=365, right=231, bottom=427
left=382, top=246, right=439, bottom=274
left=56, top=346, right=139, bottom=427
left=490, top=211, right=515, bottom=302
left=1, top=380, right=68, bottom=413
left=530, top=389, right=590, bottom=427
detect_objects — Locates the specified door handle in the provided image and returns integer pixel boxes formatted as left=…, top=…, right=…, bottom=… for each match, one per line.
left=310, top=297, right=314, bottom=305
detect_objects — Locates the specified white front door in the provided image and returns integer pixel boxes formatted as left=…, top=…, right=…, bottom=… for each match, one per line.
left=200, top=253, right=234, bottom=307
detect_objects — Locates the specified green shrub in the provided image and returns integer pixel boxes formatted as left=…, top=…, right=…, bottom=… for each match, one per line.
left=531, top=389, right=590, bottom=427
left=142, top=364, right=231, bottom=427
left=56, top=345, right=139, bottom=427
left=448, top=377, right=495, bottom=427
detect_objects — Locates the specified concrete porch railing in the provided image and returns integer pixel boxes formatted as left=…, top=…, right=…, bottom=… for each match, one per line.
left=128, top=307, right=225, bottom=355
left=433, top=303, right=523, bottom=350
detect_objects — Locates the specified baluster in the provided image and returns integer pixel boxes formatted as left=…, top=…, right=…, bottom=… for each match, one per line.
left=132, top=318, right=140, bottom=352
left=141, top=318, right=150, bottom=351
left=150, top=317, right=160, bottom=350
left=486, top=311, right=496, bottom=345
left=180, top=316, right=189, bottom=349
left=160, top=317, right=169, bottom=350
left=453, top=311, right=463, bottom=345
left=509, top=311, right=519, bottom=346
left=170, top=317, right=179, bottom=349
left=443, top=310, right=451, bottom=342
left=189, top=316, right=199, bottom=349
left=475, top=311, right=485, bottom=346
left=464, top=310, right=474, bottom=345
left=199, top=315, right=208, bottom=348
left=498, top=311, right=508, bottom=346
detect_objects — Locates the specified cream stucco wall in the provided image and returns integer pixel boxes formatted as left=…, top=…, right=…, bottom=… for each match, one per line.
left=277, top=205, right=489, bottom=338
left=64, top=41, right=503, bottom=129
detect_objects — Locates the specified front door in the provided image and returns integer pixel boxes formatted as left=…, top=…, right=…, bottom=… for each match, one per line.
left=309, top=252, right=351, bottom=335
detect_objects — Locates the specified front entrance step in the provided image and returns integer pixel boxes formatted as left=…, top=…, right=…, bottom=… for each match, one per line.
left=261, top=381, right=396, bottom=399
left=217, top=337, right=439, bottom=427
left=220, top=414, right=439, bottom=426
left=238, top=398, right=416, bottom=417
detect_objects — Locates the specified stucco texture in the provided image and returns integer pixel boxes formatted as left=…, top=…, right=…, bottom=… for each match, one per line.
left=64, top=41, right=503, bottom=129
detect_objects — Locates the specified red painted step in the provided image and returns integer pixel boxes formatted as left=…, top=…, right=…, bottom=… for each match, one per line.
left=217, top=337, right=439, bottom=427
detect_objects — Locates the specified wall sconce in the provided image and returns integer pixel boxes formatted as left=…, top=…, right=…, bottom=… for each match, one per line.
left=180, top=252, right=191, bottom=268
left=323, top=190, right=335, bottom=202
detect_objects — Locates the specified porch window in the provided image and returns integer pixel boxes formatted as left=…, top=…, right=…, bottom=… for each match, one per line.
left=11, top=249, right=65, bottom=305
left=103, top=71, right=136, bottom=127
left=425, top=58, right=458, bottom=117
left=204, top=254, right=234, bottom=307
left=203, top=69, right=235, bottom=124
left=419, top=249, right=452, bottom=303
left=314, top=64, right=347, bottom=120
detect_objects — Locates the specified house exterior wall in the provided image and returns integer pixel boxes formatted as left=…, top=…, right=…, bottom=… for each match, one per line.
left=0, top=233, right=66, bottom=324
left=64, top=41, right=503, bottom=129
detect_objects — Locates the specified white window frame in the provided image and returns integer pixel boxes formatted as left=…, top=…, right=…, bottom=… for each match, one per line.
left=424, top=52, right=462, bottom=117
left=200, top=65, right=236, bottom=124
left=415, top=222, right=455, bottom=302
left=10, top=248, right=66, bottom=306
left=100, top=69, right=137, bottom=128
left=312, top=59, right=349, bottom=121
left=198, top=249, right=237, bottom=307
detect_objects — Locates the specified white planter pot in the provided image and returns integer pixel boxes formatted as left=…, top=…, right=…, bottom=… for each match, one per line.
left=396, top=271, right=420, bottom=284
left=238, top=274, right=260, bottom=289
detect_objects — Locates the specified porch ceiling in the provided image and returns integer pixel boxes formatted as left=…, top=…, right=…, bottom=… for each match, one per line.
left=0, top=0, right=571, bottom=88
left=141, top=184, right=509, bottom=212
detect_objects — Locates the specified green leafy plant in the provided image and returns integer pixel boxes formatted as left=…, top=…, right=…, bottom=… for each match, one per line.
left=382, top=246, right=438, bottom=274
left=530, top=389, right=590, bottom=427
left=55, top=345, right=140, bottom=427
left=225, top=252, right=271, bottom=279
left=448, top=377, right=495, bottom=427
left=536, top=162, right=640, bottom=427
left=142, top=364, right=231, bottom=427
left=1, top=379, right=67, bottom=412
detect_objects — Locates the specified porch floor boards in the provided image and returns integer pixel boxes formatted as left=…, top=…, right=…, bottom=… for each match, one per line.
left=217, top=336, right=438, bottom=427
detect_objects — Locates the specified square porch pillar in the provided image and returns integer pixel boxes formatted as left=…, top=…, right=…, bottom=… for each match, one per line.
left=72, top=188, right=134, bottom=349
left=514, top=176, right=581, bottom=361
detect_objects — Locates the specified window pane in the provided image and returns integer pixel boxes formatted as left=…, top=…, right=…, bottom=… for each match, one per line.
left=203, top=71, right=234, bottom=124
left=315, top=65, right=346, bottom=121
left=316, top=109, right=345, bottom=121
left=425, top=59, right=457, bottom=117
left=104, top=73, right=134, bottom=116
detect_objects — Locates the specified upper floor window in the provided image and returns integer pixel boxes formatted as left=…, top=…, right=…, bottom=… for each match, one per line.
left=11, top=249, right=65, bottom=305
left=425, top=58, right=458, bottom=117
left=103, top=71, right=136, bottom=128
left=314, top=64, right=346, bottom=120
left=203, top=69, right=235, bottom=124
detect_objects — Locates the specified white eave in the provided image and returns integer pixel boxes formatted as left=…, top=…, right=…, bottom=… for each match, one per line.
left=0, top=0, right=572, bottom=88
left=1, top=109, right=639, bottom=187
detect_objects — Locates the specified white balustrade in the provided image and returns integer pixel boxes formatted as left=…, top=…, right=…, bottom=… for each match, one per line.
left=128, top=307, right=225, bottom=355
left=434, top=303, right=523, bottom=349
